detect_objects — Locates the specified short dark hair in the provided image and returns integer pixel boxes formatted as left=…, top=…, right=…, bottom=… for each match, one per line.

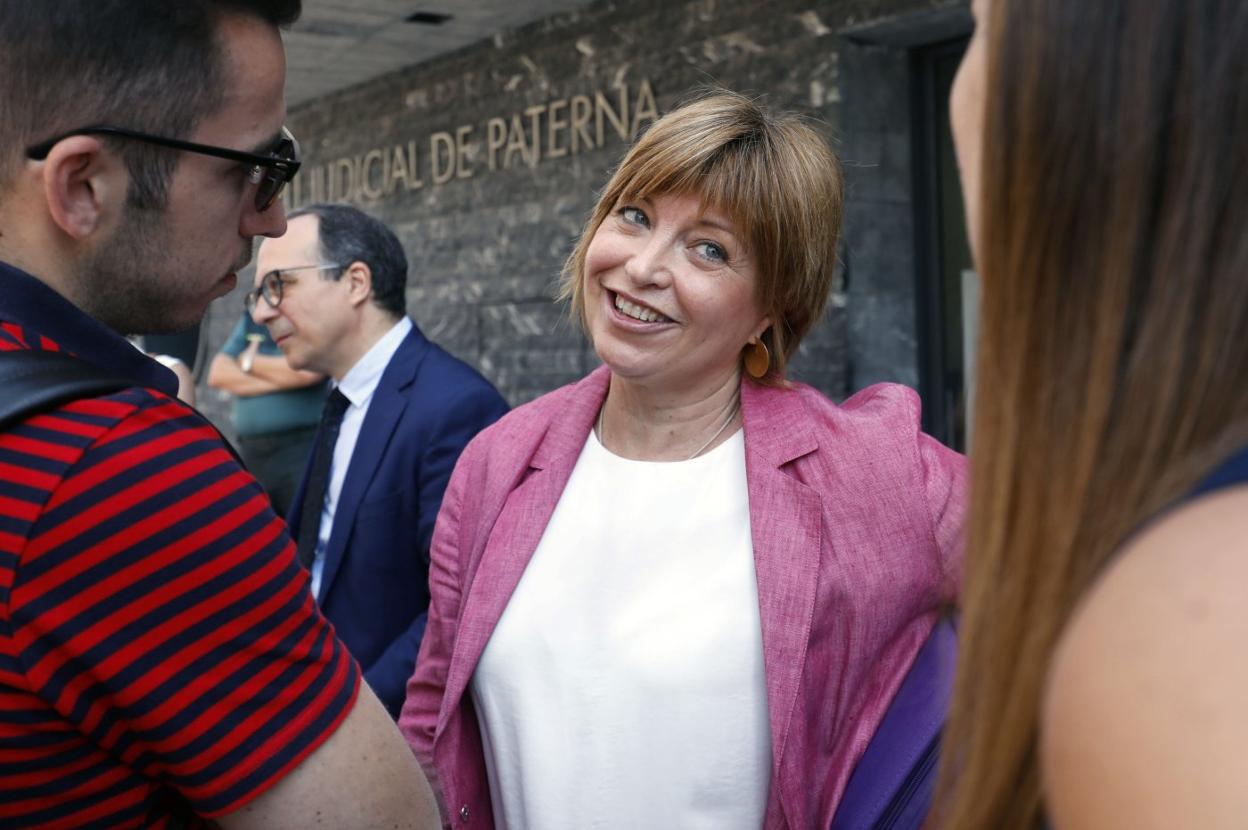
left=290, top=204, right=409, bottom=319
left=0, top=0, right=301, bottom=206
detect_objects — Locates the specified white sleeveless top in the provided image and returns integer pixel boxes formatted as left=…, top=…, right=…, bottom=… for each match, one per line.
left=470, top=427, right=771, bottom=829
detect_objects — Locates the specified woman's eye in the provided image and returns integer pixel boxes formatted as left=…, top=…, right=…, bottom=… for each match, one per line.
left=620, top=206, right=649, bottom=227
left=696, top=241, right=727, bottom=263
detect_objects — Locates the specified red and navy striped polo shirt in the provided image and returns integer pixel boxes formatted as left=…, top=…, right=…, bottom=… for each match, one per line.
left=0, top=263, right=360, bottom=828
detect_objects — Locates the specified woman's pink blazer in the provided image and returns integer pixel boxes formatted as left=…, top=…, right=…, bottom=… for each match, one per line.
left=400, top=366, right=967, bottom=829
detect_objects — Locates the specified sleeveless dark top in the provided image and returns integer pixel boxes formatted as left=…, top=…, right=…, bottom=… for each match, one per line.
left=1186, top=446, right=1248, bottom=500
left=1040, top=445, right=1248, bottom=828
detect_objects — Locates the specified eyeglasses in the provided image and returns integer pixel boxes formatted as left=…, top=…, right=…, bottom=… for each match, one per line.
left=246, top=264, right=344, bottom=311
left=25, top=125, right=301, bottom=212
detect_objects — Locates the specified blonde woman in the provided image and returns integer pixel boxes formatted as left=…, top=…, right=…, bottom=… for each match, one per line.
left=401, top=90, right=966, bottom=829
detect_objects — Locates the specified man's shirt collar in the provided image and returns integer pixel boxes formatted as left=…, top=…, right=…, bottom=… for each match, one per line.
left=335, top=316, right=412, bottom=409
left=0, top=259, right=179, bottom=396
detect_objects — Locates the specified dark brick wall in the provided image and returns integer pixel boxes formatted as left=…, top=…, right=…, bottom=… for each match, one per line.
left=197, top=0, right=968, bottom=437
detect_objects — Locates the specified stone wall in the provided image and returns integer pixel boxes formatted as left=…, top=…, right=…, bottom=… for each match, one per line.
left=197, top=0, right=969, bottom=437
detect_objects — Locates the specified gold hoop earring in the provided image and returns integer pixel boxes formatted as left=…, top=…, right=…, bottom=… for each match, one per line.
left=744, top=337, right=770, bottom=379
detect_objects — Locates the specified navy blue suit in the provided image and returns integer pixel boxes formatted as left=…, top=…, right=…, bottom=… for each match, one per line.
left=288, top=323, right=508, bottom=717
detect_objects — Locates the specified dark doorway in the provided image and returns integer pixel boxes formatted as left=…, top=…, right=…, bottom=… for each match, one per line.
left=913, top=38, right=974, bottom=452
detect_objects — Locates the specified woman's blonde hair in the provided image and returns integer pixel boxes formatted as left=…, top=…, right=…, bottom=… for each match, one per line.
left=560, top=88, right=843, bottom=383
left=938, top=1, right=1248, bottom=826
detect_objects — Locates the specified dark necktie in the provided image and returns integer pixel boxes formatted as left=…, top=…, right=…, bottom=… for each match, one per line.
left=296, top=388, right=350, bottom=569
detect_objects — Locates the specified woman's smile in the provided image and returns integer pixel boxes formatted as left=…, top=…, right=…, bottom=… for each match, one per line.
left=608, top=289, right=676, bottom=326
left=583, top=191, right=768, bottom=392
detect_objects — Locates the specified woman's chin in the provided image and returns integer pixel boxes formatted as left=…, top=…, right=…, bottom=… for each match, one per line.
left=596, top=349, right=673, bottom=389
left=600, top=357, right=662, bottom=385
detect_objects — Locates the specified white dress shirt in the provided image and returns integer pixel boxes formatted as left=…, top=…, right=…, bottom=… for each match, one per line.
left=308, top=316, right=412, bottom=599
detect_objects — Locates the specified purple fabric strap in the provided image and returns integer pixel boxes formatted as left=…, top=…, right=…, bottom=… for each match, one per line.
left=829, top=617, right=958, bottom=830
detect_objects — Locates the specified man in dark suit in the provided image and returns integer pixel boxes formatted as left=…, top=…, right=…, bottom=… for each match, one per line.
left=250, top=203, right=508, bottom=717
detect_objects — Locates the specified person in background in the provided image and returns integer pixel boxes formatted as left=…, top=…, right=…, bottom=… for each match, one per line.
left=150, top=351, right=198, bottom=405
left=0, top=1, right=439, bottom=826
left=400, top=89, right=967, bottom=829
left=129, top=335, right=199, bottom=405
left=938, top=1, right=1248, bottom=827
left=250, top=203, right=509, bottom=719
left=208, top=309, right=327, bottom=515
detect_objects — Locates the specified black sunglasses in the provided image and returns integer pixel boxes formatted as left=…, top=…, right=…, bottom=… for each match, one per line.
left=24, top=125, right=301, bottom=212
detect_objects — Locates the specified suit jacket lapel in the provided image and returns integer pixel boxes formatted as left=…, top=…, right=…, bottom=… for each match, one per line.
left=440, top=367, right=609, bottom=726
left=320, top=328, right=423, bottom=600
left=741, top=379, right=823, bottom=822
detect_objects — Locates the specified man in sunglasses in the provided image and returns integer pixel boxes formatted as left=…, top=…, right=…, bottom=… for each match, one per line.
left=0, top=3, right=438, bottom=828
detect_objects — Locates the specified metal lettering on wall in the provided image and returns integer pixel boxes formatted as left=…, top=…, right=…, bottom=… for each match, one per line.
left=286, top=78, right=659, bottom=208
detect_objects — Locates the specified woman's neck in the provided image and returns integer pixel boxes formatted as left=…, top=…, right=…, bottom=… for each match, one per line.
left=598, top=370, right=744, bottom=462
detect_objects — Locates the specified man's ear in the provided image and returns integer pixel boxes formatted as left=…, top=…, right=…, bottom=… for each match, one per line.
left=39, top=136, right=127, bottom=240
left=344, top=261, right=373, bottom=307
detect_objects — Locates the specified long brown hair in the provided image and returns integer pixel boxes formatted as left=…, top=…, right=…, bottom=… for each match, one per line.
left=938, top=1, right=1248, bottom=826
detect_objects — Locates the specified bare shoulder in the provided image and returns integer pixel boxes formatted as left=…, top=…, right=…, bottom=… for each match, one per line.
left=1041, top=487, right=1248, bottom=829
